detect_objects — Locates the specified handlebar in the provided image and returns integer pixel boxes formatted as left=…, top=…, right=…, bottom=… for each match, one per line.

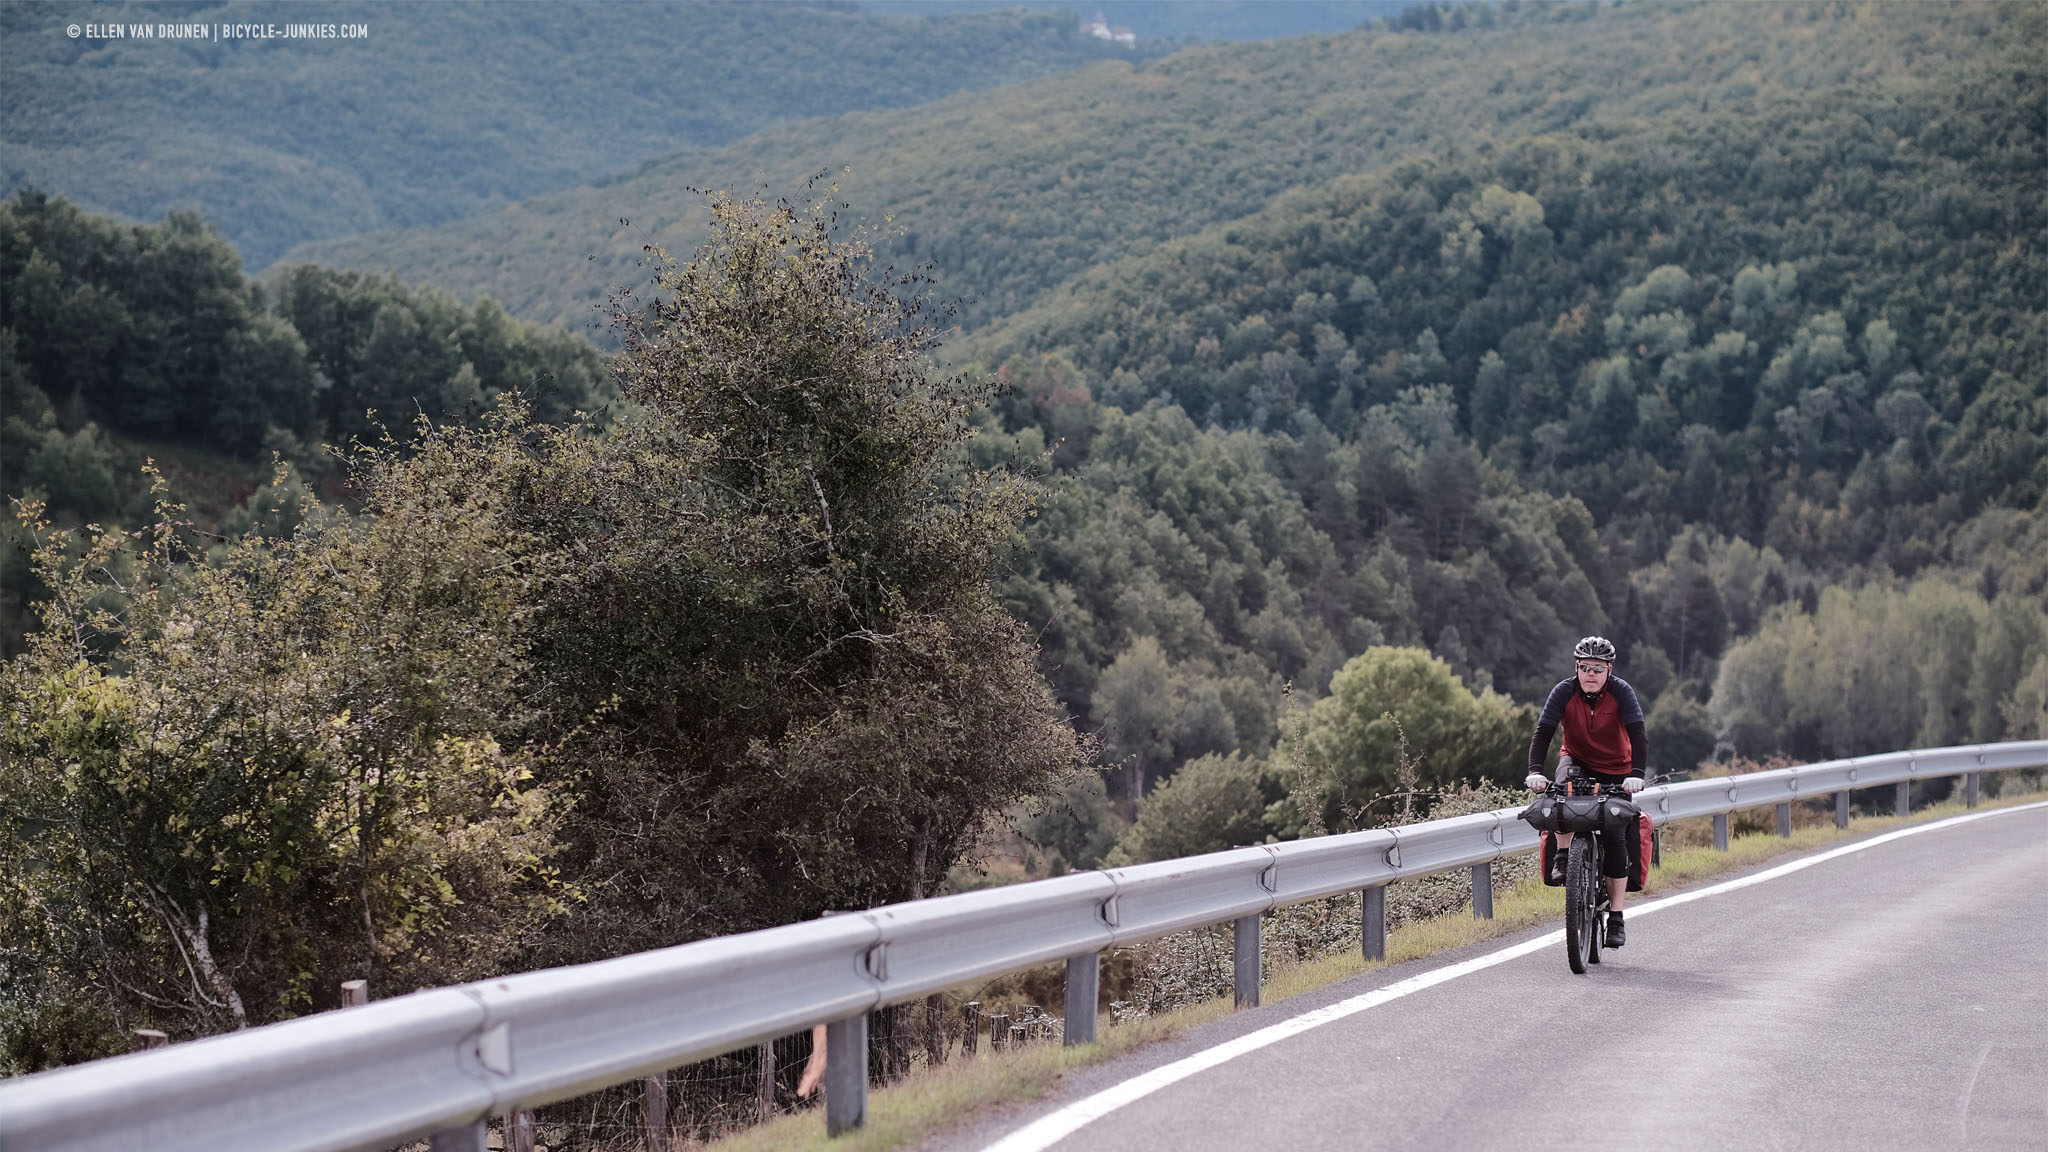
left=1527, top=773, right=1643, bottom=797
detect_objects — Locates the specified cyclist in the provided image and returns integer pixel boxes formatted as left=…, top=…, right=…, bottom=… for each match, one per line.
left=1525, top=635, right=1647, bottom=948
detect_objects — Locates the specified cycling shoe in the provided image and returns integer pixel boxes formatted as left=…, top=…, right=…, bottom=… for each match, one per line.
left=1605, top=912, right=1626, bottom=949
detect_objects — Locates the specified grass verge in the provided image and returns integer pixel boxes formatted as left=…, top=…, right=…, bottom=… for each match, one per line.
left=700, top=787, right=2047, bottom=1152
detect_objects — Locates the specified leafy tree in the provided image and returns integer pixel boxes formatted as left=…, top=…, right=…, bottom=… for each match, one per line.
left=465, top=193, right=1095, bottom=959
left=0, top=471, right=569, bottom=1064
left=1018, top=773, right=1126, bottom=873
left=1292, top=646, right=1530, bottom=828
left=1103, top=753, right=1275, bottom=866
left=1646, top=691, right=1716, bottom=778
left=1710, top=576, right=2048, bottom=760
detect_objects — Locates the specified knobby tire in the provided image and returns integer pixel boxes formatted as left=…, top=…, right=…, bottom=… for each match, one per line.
left=1565, top=834, right=1597, bottom=974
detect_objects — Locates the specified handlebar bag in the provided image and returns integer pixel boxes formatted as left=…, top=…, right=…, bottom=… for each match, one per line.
left=1551, top=795, right=1607, bottom=834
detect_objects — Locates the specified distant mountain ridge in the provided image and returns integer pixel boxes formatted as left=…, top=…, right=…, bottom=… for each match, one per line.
left=272, top=1, right=2017, bottom=333
left=0, top=0, right=1151, bottom=268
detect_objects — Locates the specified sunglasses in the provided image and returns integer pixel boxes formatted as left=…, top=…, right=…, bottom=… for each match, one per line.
left=1575, top=662, right=1610, bottom=675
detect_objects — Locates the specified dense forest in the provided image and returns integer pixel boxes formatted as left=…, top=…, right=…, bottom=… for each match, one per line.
left=281, top=1, right=2026, bottom=329
left=1, top=1, right=1156, bottom=267
left=2, top=197, right=1087, bottom=1067
left=0, top=192, right=610, bottom=648
left=4, top=0, right=2046, bottom=1074
left=962, top=29, right=2048, bottom=746
left=949, top=0, right=2047, bottom=845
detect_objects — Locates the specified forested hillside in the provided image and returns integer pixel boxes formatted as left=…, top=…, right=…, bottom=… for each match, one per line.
left=0, top=1, right=1150, bottom=268
left=0, top=192, right=610, bottom=649
left=958, top=0, right=2047, bottom=817
left=6, top=0, right=2047, bottom=1075
left=280, top=1, right=2022, bottom=330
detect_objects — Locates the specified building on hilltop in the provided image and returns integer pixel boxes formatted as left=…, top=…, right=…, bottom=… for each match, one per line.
left=1081, top=11, right=1136, bottom=48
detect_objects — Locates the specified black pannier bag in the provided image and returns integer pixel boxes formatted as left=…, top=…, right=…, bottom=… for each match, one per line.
left=1522, top=795, right=1651, bottom=889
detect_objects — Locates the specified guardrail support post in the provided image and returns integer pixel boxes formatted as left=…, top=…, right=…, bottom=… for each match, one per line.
left=510, top=1110, right=536, bottom=1152
left=1469, top=862, right=1493, bottom=920
left=428, top=1123, right=486, bottom=1152
left=1895, top=781, right=1911, bottom=818
left=825, top=1012, right=868, bottom=1136
left=1233, top=914, right=1262, bottom=1008
left=1775, top=802, right=1792, bottom=838
left=1712, top=813, right=1729, bottom=851
left=341, top=978, right=369, bottom=1007
left=1361, top=886, right=1386, bottom=961
left=1966, top=772, right=1980, bottom=808
left=1064, top=953, right=1100, bottom=1046
left=1835, top=791, right=1850, bottom=829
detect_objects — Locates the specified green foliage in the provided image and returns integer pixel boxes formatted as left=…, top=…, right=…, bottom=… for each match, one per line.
left=993, top=381, right=1608, bottom=758
left=1, top=196, right=297, bottom=453
left=1646, top=691, right=1716, bottom=779
left=290, top=2, right=2033, bottom=335
left=1103, top=752, right=1276, bottom=866
left=0, top=191, right=608, bottom=557
left=0, top=472, right=570, bottom=1055
left=272, top=264, right=607, bottom=444
left=930, top=3, right=2040, bottom=752
left=1711, top=574, right=2048, bottom=760
left=967, top=58, right=2045, bottom=554
left=417, top=193, right=1094, bottom=959
left=1, top=190, right=1099, bottom=1065
left=1017, top=772, right=1126, bottom=873
left=2, top=2, right=1152, bottom=268
left=1292, top=646, right=1530, bottom=828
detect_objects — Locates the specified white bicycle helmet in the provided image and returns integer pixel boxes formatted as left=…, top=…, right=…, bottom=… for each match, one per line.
left=1572, top=635, right=1617, bottom=663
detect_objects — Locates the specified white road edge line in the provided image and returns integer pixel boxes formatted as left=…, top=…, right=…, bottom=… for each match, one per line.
left=976, top=799, right=2048, bottom=1152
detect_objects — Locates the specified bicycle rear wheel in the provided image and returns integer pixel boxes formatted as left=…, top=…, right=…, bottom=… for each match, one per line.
left=1564, top=834, right=1597, bottom=974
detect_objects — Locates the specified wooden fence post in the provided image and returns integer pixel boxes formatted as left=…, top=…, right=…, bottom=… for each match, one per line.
left=962, top=1001, right=981, bottom=1057
left=924, top=994, right=947, bottom=1067
left=756, top=1040, right=775, bottom=1123
left=643, top=1072, right=669, bottom=1152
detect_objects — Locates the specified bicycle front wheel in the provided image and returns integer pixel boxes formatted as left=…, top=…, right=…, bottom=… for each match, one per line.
left=1564, top=834, right=1597, bottom=974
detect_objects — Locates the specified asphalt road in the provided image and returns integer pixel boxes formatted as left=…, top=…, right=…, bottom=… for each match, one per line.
left=930, top=804, right=2048, bottom=1152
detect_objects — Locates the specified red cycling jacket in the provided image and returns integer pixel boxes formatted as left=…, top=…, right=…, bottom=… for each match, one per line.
left=1528, top=676, right=1647, bottom=779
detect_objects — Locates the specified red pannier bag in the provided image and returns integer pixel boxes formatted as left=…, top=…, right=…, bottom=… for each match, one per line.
left=1541, top=814, right=1654, bottom=891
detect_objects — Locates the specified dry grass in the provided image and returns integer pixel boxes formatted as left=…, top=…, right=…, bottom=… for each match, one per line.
left=693, top=1001, right=1232, bottom=1152
left=693, top=786, right=2047, bottom=1152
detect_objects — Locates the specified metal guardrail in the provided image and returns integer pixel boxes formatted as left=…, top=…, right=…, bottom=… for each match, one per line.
left=2, top=740, right=2042, bottom=1151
